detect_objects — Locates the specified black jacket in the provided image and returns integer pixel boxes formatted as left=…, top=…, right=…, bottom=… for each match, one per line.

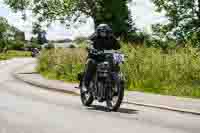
left=89, top=33, right=121, bottom=50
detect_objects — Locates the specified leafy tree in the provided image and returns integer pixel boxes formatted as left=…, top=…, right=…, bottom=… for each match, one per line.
left=30, top=37, right=37, bottom=43
left=0, top=17, right=9, bottom=39
left=10, top=40, right=25, bottom=50
left=0, top=17, right=9, bottom=52
left=188, top=31, right=200, bottom=47
left=4, top=0, right=135, bottom=37
left=32, top=23, right=42, bottom=35
left=152, top=0, right=200, bottom=44
left=125, top=31, right=150, bottom=44
left=37, top=31, right=48, bottom=44
left=0, top=17, right=27, bottom=52
left=32, top=23, right=47, bottom=44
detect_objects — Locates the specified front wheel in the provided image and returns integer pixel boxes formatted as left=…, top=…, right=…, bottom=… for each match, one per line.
left=106, top=77, right=124, bottom=111
left=80, top=81, right=94, bottom=106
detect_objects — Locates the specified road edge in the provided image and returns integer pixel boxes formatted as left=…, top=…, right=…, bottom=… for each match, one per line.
left=12, top=64, right=80, bottom=96
left=124, top=101, right=200, bottom=115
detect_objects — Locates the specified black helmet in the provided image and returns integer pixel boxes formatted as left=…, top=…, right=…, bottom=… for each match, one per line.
left=96, top=24, right=112, bottom=37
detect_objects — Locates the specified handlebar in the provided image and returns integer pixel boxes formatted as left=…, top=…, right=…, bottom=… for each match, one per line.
left=89, top=48, right=119, bottom=54
left=89, top=48, right=128, bottom=58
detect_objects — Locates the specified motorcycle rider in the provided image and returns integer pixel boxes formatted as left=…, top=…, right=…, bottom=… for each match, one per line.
left=31, top=47, right=39, bottom=57
left=83, top=24, right=121, bottom=88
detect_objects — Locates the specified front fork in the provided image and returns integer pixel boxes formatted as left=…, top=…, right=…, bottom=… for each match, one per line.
left=94, top=79, right=112, bottom=102
left=104, top=78, right=113, bottom=101
left=107, top=72, right=123, bottom=100
left=95, top=72, right=122, bottom=101
left=97, top=73, right=118, bottom=101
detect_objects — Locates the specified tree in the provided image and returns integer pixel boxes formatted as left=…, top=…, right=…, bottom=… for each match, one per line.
left=15, top=31, right=25, bottom=41
left=32, top=23, right=47, bottom=44
left=37, top=31, right=48, bottom=45
left=30, top=37, right=37, bottom=43
left=0, top=17, right=27, bottom=52
left=0, top=17, right=9, bottom=39
left=0, top=17, right=9, bottom=52
left=4, top=0, right=136, bottom=37
left=152, top=0, right=200, bottom=44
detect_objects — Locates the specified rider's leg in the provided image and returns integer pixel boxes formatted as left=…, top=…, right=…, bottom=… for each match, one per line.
left=83, top=59, right=96, bottom=87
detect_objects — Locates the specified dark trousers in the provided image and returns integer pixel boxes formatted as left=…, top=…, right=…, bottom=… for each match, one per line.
left=83, top=58, right=97, bottom=87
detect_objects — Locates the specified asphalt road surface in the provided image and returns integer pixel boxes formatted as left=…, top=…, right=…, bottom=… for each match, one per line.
left=0, top=58, right=200, bottom=133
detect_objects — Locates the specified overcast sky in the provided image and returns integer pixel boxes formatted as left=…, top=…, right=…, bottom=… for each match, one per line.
left=0, top=0, right=167, bottom=40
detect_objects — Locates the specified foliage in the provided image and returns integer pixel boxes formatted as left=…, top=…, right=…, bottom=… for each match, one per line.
left=0, top=17, right=9, bottom=38
left=9, top=40, right=25, bottom=50
left=4, top=0, right=136, bottom=37
left=0, top=17, right=9, bottom=52
left=15, top=31, right=25, bottom=41
left=0, top=17, right=22, bottom=40
left=0, top=50, right=31, bottom=61
left=1, top=40, right=25, bottom=52
left=122, top=45, right=200, bottom=98
left=187, top=32, right=200, bottom=47
left=31, top=23, right=48, bottom=45
left=44, top=43, right=55, bottom=50
left=37, top=43, right=200, bottom=98
left=0, top=17, right=26, bottom=52
left=73, top=36, right=88, bottom=44
left=30, top=37, right=37, bottom=43
left=37, top=31, right=48, bottom=45
left=27, top=43, right=41, bottom=50
left=152, top=0, right=200, bottom=43
left=37, top=48, right=86, bottom=82
left=124, top=31, right=151, bottom=44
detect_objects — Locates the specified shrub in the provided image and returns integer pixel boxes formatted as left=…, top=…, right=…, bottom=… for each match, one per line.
left=124, top=32, right=150, bottom=45
left=26, top=43, right=41, bottom=50
left=74, top=36, right=88, bottom=44
left=9, top=40, right=25, bottom=50
left=44, top=43, right=55, bottom=50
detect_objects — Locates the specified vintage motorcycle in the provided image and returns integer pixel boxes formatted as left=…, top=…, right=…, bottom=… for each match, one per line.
left=31, top=48, right=40, bottom=57
left=78, top=49, right=126, bottom=111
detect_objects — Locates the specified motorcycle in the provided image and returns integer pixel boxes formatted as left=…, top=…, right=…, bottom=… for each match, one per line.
left=31, top=48, right=40, bottom=57
left=78, top=49, right=126, bottom=111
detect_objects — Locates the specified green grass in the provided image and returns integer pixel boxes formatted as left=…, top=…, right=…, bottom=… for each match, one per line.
left=121, top=45, right=200, bottom=98
left=37, top=44, right=200, bottom=99
left=0, top=50, right=31, bottom=61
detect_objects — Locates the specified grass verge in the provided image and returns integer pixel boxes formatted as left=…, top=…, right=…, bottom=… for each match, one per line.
left=0, top=50, right=31, bottom=61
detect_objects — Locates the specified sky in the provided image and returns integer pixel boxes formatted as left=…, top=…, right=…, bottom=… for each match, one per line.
left=0, top=0, right=167, bottom=40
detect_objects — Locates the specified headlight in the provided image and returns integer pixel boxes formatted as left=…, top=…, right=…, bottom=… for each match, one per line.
left=113, top=53, right=125, bottom=64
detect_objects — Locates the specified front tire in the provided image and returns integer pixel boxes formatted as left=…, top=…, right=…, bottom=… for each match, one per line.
left=80, top=81, right=94, bottom=106
left=106, top=77, right=124, bottom=111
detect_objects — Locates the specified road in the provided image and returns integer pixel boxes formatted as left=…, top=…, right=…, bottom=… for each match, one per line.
left=0, top=58, right=200, bottom=133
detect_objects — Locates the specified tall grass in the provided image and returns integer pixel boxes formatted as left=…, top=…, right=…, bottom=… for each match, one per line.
left=37, top=48, right=86, bottom=82
left=122, top=45, right=200, bottom=97
left=37, top=45, right=200, bottom=98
